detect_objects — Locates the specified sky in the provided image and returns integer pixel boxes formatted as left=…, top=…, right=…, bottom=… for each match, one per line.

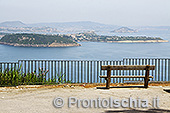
left=0, top=0, right=170, bottom=26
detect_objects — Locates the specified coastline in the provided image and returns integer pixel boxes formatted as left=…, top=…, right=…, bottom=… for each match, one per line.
left=0, top=40, right=168, bottom=47
left=0, top=42, right=81, bottom=47
left=80, top=40, right=169, bottom=43
left=108, top=40, right=169, bottom=43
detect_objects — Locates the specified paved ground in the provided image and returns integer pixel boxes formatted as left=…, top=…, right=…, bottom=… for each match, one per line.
left=0, top=85, right=170, bottom=113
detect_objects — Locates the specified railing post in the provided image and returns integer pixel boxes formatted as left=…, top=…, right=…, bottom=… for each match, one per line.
left=106, top=65, right=111, bottom=89
left=168, top=59, right=170, bottom=81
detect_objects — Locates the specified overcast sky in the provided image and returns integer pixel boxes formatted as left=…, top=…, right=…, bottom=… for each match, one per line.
left=0, top=0, right=170, bottom=26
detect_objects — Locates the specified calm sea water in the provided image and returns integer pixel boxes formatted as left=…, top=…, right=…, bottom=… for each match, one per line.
left=0, top=30, right=170, bottom=61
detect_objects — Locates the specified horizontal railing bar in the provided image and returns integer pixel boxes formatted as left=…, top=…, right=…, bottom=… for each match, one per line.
left=124, top=58, right=170, bottom=60
left=18, top=59, right=123, bottom=62
left=0, top=62, right=18, bottom=64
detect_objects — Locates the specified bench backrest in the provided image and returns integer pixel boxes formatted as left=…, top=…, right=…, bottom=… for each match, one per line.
left=101, top=65, right=155, bottom=70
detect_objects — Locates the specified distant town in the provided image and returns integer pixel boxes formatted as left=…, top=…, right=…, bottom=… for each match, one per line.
left=68, top=31, right=168, bottom=43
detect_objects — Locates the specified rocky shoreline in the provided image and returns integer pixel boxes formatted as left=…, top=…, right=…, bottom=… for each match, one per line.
left=80, top=40, right=169, bottom=43
left=0, top=42, right=81, bottom=47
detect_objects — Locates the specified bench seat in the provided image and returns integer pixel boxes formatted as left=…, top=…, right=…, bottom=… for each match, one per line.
left=100, top=75, right=153, bottom=78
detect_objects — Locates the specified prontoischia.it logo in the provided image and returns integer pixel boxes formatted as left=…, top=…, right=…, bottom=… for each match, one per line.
left=53, top=97, right=159, bottom=108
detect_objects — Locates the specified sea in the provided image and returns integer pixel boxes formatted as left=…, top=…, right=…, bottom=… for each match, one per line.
left=0, top=30, right=170, bottom=62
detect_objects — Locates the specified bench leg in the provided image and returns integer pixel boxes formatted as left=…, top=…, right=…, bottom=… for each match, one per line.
left=106, top=78, right=111, bottom=89
left=144, top=78, right=148, bottom=88
left=106, top=68, right=111, bottom=89
left=144, top=66, right=150, bottom=88
left=144, top=79, right=149, bottom=88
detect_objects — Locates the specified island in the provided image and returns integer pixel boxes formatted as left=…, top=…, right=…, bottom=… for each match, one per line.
left=0, top=32, right=168, bottom=47
left=0, top=33, right=81, bottom=47
left=111, top=27, right=137, bottom=33
left=68, top=31, right=168, bottom=43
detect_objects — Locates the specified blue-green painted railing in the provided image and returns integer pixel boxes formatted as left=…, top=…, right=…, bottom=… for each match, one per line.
left=0, top=58, right=170, bottom=85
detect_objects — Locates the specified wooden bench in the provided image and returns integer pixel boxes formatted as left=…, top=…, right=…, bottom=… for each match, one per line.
left=100, top=65, right=155, bottom=89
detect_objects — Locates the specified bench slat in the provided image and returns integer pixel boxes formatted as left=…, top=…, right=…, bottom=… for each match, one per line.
left=100, top=75, right=154, bottom=78
left=101, top=65, right=155, bottom=70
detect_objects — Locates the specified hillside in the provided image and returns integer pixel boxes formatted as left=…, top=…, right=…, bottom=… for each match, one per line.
left=0, top=21, right=27, bottom=27
left=1, top=21, right=170, bottom=34
left=111, top=27, right=137, bottom=33
left=0, top=21, right=119, bottom=32
left=0, top=33, right=81, bottom=47
left=28, top=21, right=119, bottom=31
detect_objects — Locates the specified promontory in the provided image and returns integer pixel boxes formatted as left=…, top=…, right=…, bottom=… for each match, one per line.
left=0, top=33, right=81, bottom=47
left=67, top=31, right=168, bottom=43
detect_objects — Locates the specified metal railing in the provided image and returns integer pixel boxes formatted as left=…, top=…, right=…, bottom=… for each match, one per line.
left=0, top=58, right=170, bottom=86
left=0, top=62, right=18, bottom=70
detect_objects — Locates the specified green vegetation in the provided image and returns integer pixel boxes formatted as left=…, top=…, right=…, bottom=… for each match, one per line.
left=0, top=32, right=9, bottom=35
left=0, top=33, right=76, bottom=45
left=0, top=66, right=70, bottom=86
